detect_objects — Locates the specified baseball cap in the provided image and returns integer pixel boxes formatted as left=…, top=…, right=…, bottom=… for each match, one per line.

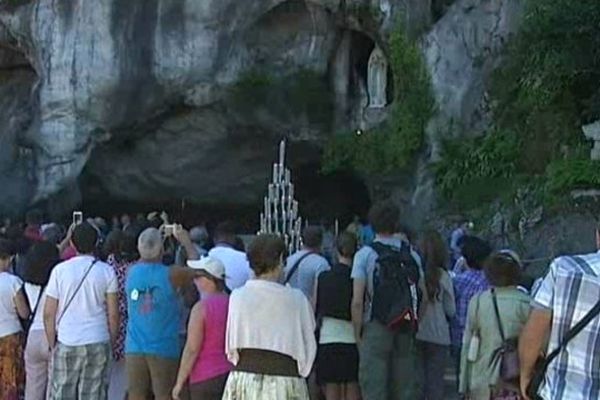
left=187, top=257, right=226, bottom=281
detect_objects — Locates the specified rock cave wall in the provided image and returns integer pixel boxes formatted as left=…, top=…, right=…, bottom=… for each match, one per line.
left=0, top=0, right=523, bottom=224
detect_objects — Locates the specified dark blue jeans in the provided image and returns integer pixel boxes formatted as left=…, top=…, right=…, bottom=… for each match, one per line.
left=417, top=341, right=448, bottom=400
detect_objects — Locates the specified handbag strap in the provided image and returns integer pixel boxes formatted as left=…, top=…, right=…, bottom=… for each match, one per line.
left=491, top=288, right=506, bottom=342
left=541, top=297, right=600, bottom=369
left=26, top=284, right=47, bottom=325
left=56, top=259, right=98, bottom=325
left=284, top=251, right=316, bottom=285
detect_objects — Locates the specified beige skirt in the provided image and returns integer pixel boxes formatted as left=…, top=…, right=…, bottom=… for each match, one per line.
left=222, top=371, right=309, bottom=400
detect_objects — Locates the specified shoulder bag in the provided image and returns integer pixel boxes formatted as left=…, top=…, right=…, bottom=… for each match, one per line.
left=490, top=288, right=520, bottom=385
left=526, top=297, right=600, bottom=399
left=284, top=251, right=316, bottom=285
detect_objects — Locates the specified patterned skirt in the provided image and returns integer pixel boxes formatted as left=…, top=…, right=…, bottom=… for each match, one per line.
left=0, top=332, right=25, bottom=400
left=222, top=371, right=309, bottom=400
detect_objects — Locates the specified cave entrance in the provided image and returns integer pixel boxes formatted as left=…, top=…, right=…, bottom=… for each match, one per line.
left=292, top=163, right=371, bottom=228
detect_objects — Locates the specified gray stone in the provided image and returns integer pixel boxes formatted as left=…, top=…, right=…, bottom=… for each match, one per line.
left=422, top=0, right=523, bottom=140
left=0, top=0, right=524, bottom=216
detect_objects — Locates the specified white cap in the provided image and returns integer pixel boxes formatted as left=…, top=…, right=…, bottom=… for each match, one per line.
left=187, top=257, right=226, bottom=281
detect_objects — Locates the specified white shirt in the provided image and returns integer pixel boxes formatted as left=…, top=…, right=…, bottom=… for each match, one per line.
left=208, top=246, right=252, bottom=290
left=24, top=283, right=45, bottom=331
left=0, top=272, right=23, bottom=337
left=226, top=280, right=317, bottom=377
left=319, top=317, right=355, bottom=345
left=46, top=255, right=118, bottom=346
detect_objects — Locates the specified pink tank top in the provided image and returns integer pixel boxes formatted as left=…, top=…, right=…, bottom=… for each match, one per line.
left=189, top=294, right=232, bottom=384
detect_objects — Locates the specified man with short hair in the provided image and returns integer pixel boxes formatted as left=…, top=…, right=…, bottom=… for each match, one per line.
left=351, top=200, right=422, bottom=400
left=126, top=226, right=199, bottom=400
left=284, top=225, right=330, bottom=304
left=208, top=221, right=252, bottom=290
left=519, top=225, right=600, bottom=400
left=44, top=222, right=119, bottom=400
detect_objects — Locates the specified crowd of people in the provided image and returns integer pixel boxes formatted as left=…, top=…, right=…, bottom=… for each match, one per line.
left=0, top=201, right=599, bottom=400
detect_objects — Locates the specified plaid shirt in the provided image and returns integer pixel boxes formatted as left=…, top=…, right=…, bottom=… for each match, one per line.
left=450, top=269, right=489, bottom=346
left=533, top=252, right=600, bottom=400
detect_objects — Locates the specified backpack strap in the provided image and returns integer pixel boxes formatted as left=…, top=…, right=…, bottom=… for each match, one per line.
left=284, top=251, right=316, bottom=285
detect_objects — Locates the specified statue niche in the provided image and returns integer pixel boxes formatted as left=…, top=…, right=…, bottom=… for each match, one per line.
left=367, top=46, right=388, bottom=109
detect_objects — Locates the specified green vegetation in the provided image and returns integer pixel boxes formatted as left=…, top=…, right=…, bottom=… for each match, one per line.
left=435, top=0, right=600, bottom=209
left=230, top=69, right=333, bottom=127
left=322, top=24, right=434, bottom=174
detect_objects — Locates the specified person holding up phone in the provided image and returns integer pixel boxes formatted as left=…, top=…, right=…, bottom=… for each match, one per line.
left=125, top=226, right=200, bottom=400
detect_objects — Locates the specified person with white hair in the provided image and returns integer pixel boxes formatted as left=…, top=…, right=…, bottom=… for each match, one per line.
left=125, top=226, right=200, bottom=400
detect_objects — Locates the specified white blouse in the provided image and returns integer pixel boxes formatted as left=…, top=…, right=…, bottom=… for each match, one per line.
left=225, top=279, right=317, bottom=378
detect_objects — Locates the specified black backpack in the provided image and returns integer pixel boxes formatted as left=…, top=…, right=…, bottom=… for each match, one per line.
left=370, top=242, right=422, bottom=332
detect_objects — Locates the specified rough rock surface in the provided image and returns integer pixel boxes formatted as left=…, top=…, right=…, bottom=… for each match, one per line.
left=423, top=0, right=523, bottom=152
left=0, top=0, right=517, bottom=216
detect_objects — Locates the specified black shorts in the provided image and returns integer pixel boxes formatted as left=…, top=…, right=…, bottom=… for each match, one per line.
left=316, top=343, right=359, bottom=385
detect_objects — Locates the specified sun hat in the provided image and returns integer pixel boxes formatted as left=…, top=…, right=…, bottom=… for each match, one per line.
left=187, top=256, right=226, bottom=281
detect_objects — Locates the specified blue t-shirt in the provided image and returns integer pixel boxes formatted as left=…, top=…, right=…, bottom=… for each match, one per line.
left=125, top=262, right=182, bottom=359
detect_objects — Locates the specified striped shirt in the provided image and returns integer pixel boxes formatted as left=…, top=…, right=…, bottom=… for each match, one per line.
left=532, top=252, right=600, bottom=400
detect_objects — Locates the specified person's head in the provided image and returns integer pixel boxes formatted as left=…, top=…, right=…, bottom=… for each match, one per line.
left=302, top=226, right=323, bottom=250
left=41, top=223, right=63, bottom=245
left=484, top=251, right=522, bottom=287
left=461, top=236, right=492, bottom=271
left=336, top=232, right=357, bottom=264
left=233, top=236, right=246, bottom=252
left=419, top=230, right=449, bottom=301
left=0, top=239, right=15, bottom=270
left=137, top=228, right=163, bottom=262
left=22, top=241, right=59, bottom=286
left=189, top=226, right=209, bottom=247
left=214, top=221, right=237, bottom=246
left=187, top=257, right=228, bottom=293
left=121, top=214, right=131, bottom=226
left=25, top=209, right=43, bottom=226
left=103, top=230, right=124, bottom=259
left=368, top=200, right=400, bottom=235
left=247, top=234, right=286, bottom=277
left=71, top=222, right=98, bottom=255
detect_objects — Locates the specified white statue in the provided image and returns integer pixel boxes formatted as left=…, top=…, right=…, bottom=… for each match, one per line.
left=367, top=46, right=388, bottom=108
left=583, top=120, right=600, bottom=160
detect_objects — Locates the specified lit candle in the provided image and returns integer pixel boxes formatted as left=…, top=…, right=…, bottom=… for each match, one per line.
left=268, top=184, right=274, bottom=200
left=273, top=164, right=278, bottom=182
left=289, top=183, right=294, bottom=199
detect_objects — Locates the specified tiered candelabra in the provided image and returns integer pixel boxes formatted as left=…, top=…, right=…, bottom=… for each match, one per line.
left=259, top=140, right=302, bottom=254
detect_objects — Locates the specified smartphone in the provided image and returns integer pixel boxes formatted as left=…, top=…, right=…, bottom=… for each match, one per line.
left=73, top=211, right=83, bottom=225
left=164, top=224, right=176, bottom=237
